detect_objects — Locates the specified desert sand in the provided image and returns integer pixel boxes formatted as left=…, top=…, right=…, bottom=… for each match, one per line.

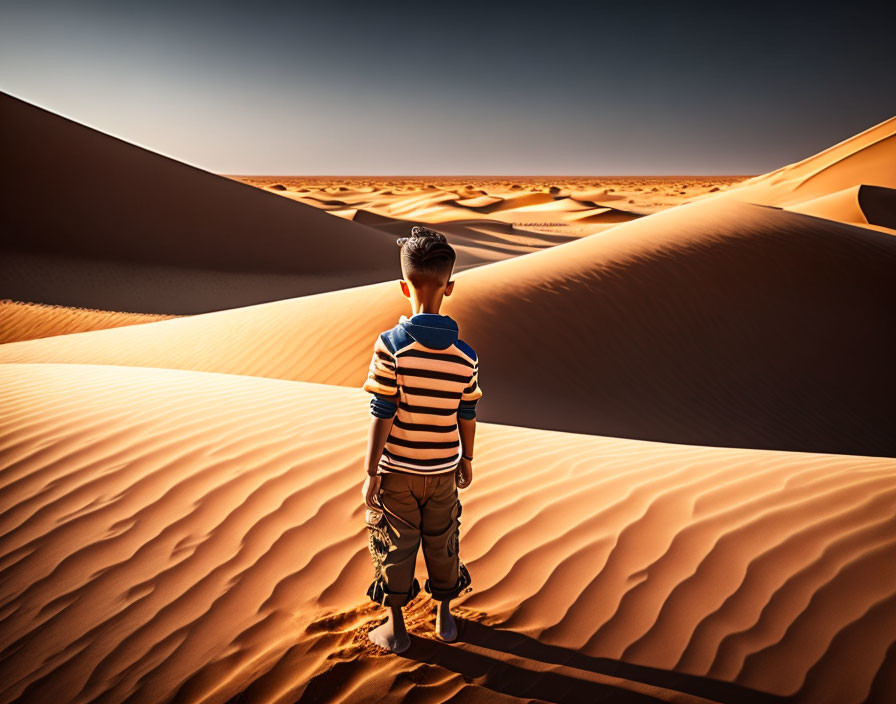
left=231, top=175, right=745, bottom=231
left=3, top=197, right=894, bottom=456
left=1, top=82, right=746, bottom=320
left=0, top=91, right=398, bottom=314
left=1, top=95, right=895, bottom=704
left=0, top=300, right=179, bottom=344
left=702, top=116, right=896, bottom=212
left=226, top=176, right=747, bottom=278
left=2, top=363, right=894, bottom=704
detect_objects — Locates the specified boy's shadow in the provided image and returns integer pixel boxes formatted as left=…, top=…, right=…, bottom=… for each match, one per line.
left=400, top=618, right=787, bottom=704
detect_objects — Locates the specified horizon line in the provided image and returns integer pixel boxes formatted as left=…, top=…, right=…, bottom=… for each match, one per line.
left=220, top=173, right=758, bottom=179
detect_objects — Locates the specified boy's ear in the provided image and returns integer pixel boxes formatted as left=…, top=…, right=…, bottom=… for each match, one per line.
left=445, top=279, right=455, bottom=296
left=399, top=279, right=410, bottom=299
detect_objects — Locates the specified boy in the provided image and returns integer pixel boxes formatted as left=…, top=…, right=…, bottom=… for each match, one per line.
left=360, top=225, right=481, bottom=654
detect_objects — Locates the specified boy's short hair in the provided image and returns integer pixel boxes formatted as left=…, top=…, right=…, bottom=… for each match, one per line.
left=396, top=226, right=456, bottom=287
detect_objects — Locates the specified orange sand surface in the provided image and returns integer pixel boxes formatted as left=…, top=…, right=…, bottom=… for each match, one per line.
left=698, top=116, right=896, bottom=232
left=0, top=300, right=180, bottom=344
left=4, top=195, right=893, bottom=456
left=2, top=363, right=894, bottom=704
left=1, top=93, right=895, bottom=704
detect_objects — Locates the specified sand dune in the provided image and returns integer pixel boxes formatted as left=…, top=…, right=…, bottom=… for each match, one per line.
left=784, top=185, right=896, bottom=234
left=704, top=116, right=896, bottom=213
left=0, top=300, right=179, bottom=344
left=566, top=206, right=646, bottom=224
left=853, top=184, right=896, bottom=230
left=0, top=92, right=398, bottom=313
left=350, top=210, right=584, bottom=267
left=1, top=362, right=893, bottom=704
left=234, top=176, right=740, bottom=239
left=4, top=197, right=894, bottom=456
left=0, top=249, right=391, bottom=317
left=0, top=90, right=745, bottom=316
left=2, top=101, right=895, bottom=704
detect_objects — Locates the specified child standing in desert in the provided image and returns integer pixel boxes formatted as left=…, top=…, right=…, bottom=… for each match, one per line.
left=360, top=226, right=481, bottom=654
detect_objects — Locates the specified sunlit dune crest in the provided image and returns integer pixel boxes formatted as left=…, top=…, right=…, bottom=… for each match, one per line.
left=0, top=300, right=180, bottom=344
left=699, top=115, right=896, bottom=225
left=4, top=197, right=893, bottom=455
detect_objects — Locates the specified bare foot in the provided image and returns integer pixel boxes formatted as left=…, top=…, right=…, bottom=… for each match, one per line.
left=368, top=606, right=410, bottom=654
left=435, top=600, right=457, bottom=642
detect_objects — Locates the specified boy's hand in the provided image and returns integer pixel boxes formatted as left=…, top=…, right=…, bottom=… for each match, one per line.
left=362, top=473, right=382, bottom=510
left=456, top=458, right=473, bottom=490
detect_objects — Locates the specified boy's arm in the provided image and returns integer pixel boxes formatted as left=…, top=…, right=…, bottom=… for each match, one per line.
left=456, top=355, right=482, bottom=488
left=456, top=415, right=476, bottom=489
left=362, top=334, right=400, bottom=477
left=365, top=396, right=398, bottom=476
left=458, top=416, right=476, bottom=459
left=457, top=355, right=482, bottom=430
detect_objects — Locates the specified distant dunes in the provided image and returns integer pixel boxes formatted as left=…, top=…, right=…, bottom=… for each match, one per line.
left=0, top=91, right=397, bottom=313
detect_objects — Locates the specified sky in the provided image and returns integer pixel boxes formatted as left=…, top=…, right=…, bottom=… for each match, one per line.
left=1, top=1, right=894, bottom=175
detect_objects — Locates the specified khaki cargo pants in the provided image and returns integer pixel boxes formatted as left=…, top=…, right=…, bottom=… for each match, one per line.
left=366, top=470, right=471, bottom=607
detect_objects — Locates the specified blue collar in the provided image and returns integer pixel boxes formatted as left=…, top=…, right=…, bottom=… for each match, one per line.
left=399, top=312, right=459, bottom=349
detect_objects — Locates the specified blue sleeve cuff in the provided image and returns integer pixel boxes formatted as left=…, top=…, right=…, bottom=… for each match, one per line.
left=458, top=399, right=478, bottom=420
left=370, top=393, right=398, bottom=419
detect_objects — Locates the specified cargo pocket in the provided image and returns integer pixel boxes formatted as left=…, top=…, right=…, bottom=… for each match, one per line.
left=366, top=507, right=390, bottom=582
left=451, top=500, right=473, bottom=597
left=425, top=498, right=472, bottom=601
left=447, top=499, right=461, bottom=557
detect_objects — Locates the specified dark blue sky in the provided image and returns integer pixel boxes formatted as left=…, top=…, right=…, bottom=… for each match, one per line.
left=1, top=1, right=894, bottom=174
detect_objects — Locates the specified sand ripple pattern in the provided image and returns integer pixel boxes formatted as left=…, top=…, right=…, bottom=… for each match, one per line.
left=1, top=363, right=894, bottom=704
left=0, top=300, right=178, bottom=344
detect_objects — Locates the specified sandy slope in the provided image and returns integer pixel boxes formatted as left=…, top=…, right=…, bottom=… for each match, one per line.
left=0, top=300, right=179, bottom=344
left=1, top=363, right=894, bottom=704
left=3, top=197, right=894, bottom=456
left=348, top=209, right=590, bottom=269
left=0, top=91, right=398, bottom=314
left=699, top=116, right=896, bottom=219
left=784, top=185, right=896, bottom=234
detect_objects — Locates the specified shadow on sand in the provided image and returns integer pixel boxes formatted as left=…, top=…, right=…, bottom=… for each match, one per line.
left=398, top=618, right=787, bottom=704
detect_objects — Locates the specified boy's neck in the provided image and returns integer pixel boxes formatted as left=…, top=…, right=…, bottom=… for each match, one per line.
left=409, top=296, right=444, bottom=316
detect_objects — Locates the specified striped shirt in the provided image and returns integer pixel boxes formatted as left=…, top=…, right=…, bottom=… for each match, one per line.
left=363, top=312, right=482, bottom=475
